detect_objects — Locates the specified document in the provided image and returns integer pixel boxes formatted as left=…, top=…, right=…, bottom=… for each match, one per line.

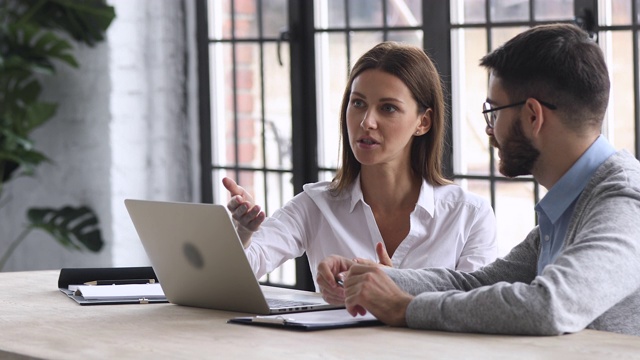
left=228, top=309, right=382, bottom=331
left=73, top=283, right=166, bottom=300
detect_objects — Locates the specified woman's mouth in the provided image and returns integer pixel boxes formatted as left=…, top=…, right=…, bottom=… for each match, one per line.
left=358, top=137, right=379, bottom=146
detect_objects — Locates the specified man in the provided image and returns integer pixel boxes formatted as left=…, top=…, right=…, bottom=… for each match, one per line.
left=316, top=23, right=640, bottom=336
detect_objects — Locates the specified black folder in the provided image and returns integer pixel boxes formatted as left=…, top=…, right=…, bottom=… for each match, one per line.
left=58, top=267, right=168, bottom=305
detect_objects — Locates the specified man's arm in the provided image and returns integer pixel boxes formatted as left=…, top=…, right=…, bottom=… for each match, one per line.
left=389, top=183, right=640, bottom=335
left=386, top=227, right=539, bottom=295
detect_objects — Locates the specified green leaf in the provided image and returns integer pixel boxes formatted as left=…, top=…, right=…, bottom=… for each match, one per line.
left=24, top=101, right=57, bottom=129
left=27, top=206, right=104, bottom=252
left=14, top=79, right=42, bottom=104
left=0, top=148, right=50, bottom=179
left=25, top=0, right=116, bottom=47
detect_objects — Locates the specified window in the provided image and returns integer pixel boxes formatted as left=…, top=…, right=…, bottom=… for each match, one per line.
left=199, top=0, right=640, bottom=289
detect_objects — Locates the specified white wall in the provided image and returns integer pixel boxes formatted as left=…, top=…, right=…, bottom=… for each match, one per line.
left=0, top=0, right=199, bottom=271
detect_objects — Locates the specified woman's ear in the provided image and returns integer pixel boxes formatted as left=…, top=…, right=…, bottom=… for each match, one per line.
left=416, top=108, right=433, bottom=136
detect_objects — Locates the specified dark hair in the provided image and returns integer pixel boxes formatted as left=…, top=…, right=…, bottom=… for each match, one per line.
left=480, top=23, right=610, bottom=131
left=330, top=41, right=450, bottom=195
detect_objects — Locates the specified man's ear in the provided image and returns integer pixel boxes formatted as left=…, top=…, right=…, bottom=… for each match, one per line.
left=524, top=98, right=545, bottom=137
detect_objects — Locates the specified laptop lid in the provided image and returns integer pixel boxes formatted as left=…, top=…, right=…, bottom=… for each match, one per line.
left=124, top=199, right=339, bottom=314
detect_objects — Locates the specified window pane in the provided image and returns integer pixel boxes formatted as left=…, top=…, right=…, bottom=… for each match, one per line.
left=316, top=32, right=348, bottom=170
left=452, top=28, right=490, bottom=176
left=495, top=181, right=537, bottom=256
left=319, top=170, right=336, bottom=182
left=265, top=171, right=294, bottom=215
left=490, top=26, right=528, bottom=51
left=454, top=179, right=492, bottom=206
left=208, top=0, right=231, bottom=39
left=600, top=0, right=632, bottom=26
left=534, top=0, right=573, bottom=21
left=262, top=0, right=288, bottom=37
left=212, top=168, right=229, bottom=204
left=602, top=31, right=636, bottom=155
left=349, top=32, right=385, bottom=65
left=233, top=0, right=258, bottom=38
left=208, top=0, right=259, bottom=39
left=315, top=0, right=346, bottom=29
left=388, top=30, right=423, bottom=46
left=490, top=0, right=529, bottom=23
left=385, top=0, right=422, bottom=26
left=261, top=259, right=296, bottom=286
left=210, top=43, right=236, bottom=166
left=348, top=0, right=384, bottom=27
left=451, top=0, right=486, bottom=24
left=263, top=43, right=293, bottom=170
left=236, top=44, right=264, bottom=169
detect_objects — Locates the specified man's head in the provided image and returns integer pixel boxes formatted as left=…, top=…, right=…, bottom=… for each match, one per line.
left=480, top=23, right=610, bottom=133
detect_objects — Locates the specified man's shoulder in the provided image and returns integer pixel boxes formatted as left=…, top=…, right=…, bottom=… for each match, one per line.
left=596, top=150, right=640, bottom=183
left=583, top=150, right=640, bottom=198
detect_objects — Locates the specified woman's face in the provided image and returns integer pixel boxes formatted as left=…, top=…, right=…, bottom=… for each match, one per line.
left=346, top=69, right=428, bottom=170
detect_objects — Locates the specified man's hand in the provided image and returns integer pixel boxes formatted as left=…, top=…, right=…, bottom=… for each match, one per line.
left=222, top=177, right=266, bottom=247
left=342, top=264, right=413, bottom=327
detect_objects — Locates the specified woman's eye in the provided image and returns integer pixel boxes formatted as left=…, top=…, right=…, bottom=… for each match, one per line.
left=382, top=104, right=397, bottom=113
left=351, top=99, right=365, bottom=108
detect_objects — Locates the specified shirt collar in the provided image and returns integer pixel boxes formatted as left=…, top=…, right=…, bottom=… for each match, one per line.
left=536, top=135, right=616, bottom=223
left=416, top=179, right=435, bottom=217
left=348, top=174, right=434, bottom=216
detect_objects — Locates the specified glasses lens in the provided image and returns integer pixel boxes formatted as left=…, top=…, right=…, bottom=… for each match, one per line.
left=482, top=102, right=493, bottom=128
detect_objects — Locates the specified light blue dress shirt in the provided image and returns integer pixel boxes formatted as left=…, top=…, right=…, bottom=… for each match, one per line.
left=535, top=135, right=616, bottom=274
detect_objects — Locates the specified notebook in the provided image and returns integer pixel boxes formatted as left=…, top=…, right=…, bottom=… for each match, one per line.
left=124, top=199, right=341, bottom=315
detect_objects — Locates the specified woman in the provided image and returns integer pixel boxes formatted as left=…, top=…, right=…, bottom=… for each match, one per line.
left=223, top=42, right=497, bottom=288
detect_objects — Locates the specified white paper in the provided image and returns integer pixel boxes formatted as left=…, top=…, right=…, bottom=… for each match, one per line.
left=74, top=283, right=165, bottom=300
left=255, top=309, right=377, bottom=325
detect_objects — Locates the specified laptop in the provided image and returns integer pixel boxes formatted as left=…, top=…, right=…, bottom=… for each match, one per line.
left=124, top=199, right=341, bottom=314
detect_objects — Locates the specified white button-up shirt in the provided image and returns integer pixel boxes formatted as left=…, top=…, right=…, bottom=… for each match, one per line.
left=245, top=178, right=497, bottom=288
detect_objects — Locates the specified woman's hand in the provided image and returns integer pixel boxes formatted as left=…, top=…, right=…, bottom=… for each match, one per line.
left=222, top=177, right=266, bottom=247
left=317, top=255, right=355, bottom=305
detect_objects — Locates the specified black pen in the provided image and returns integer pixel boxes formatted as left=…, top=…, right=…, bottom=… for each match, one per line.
left=84, top=279, right=156, bottom=286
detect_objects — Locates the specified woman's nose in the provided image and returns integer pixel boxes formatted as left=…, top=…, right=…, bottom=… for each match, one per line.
left=360, top=111, right=377, bottom=130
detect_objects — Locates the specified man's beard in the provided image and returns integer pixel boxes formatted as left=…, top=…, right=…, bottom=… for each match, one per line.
left=490, top=116, right=540, bottom=178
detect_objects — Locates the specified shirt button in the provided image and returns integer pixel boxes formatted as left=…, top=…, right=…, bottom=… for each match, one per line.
left=544, top=235, right=550, bottom=242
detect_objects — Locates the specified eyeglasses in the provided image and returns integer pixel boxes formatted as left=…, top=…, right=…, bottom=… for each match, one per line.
left=482, top=99, right=557, bottom=129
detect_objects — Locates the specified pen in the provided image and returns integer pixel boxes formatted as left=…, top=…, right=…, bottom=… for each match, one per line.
left=84, top=279, right=156, bottom=286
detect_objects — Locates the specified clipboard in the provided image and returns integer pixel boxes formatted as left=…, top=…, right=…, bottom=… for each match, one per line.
left=228, top=309, right=383, bottom=331
left=57, top=267, right=169, bottom=305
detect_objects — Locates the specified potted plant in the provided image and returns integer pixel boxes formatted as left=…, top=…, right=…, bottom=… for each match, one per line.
left=0, top=0, right=116, bottom=270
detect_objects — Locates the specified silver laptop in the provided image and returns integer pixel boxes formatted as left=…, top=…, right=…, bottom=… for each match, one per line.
left=124, top=199, right=341, bottom=314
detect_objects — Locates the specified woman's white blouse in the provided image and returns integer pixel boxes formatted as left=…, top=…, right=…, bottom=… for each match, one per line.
left=244, top=178, right=498, bottom=288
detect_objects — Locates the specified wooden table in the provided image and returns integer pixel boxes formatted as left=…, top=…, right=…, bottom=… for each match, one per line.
left=1, top=270, right=638, bottom=359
